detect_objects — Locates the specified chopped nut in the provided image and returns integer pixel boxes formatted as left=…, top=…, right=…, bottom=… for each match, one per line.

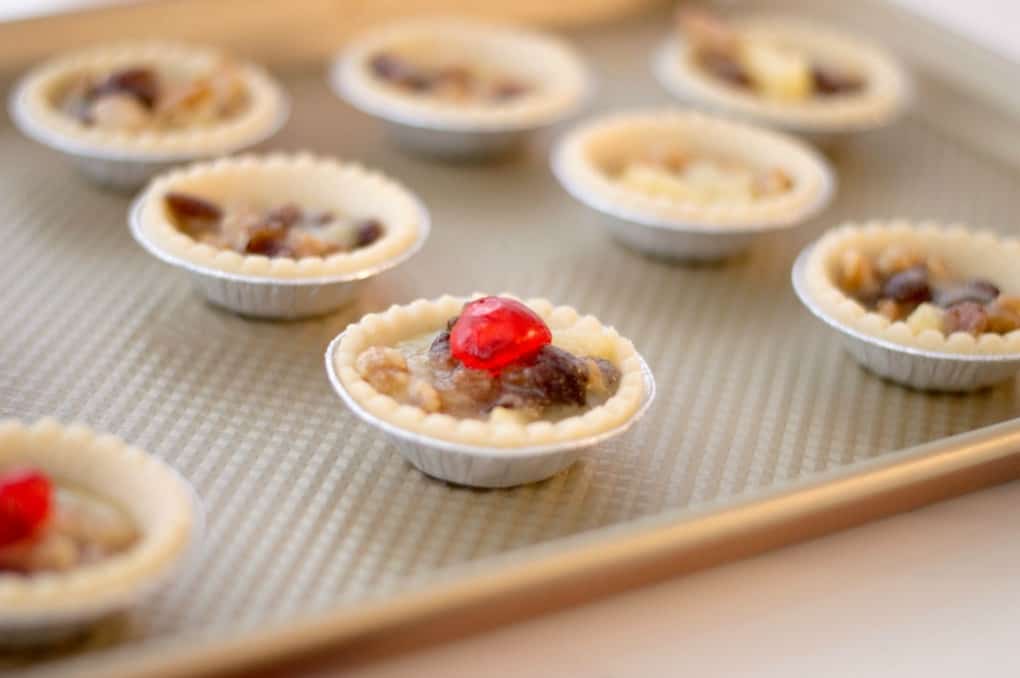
left=585, top=357, right=622, bottom=396
left=943, top=301, right=989, bottom=335
left=905, top=303, right=945, bottom=333
left=838, top=249, right=877, bottom=295
left=986, top=302, right=1020, bottom=334
left=925, top=254, right=951, bottom=281
left=876, top=245, right=923, bottom=276
left=740, top=40, right=812, bottom=101
left=355, top=347, right=410, bottom=396
left=753, top=168, right=793, bottom=197
left=876, top=298, right=906, bottom=321
left=995, top=295, right=1020, bottom=316
left=89, top=93, right=152, bottom=131
left=408, top=378, right=441, bottom=413
left=94, top=67, right=160, bottom=109
left=488, top=406, right=532, bottom=425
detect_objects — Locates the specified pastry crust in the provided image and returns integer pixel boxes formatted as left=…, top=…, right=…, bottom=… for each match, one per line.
left=333, top=295, right=649, bottom=448
left=134, top=153, right=428, bottom=280
left=332, top=18, right=591, bottom=131
left=0, top=419, right=195, bottom=617
left=10, top=41, right=288, bottom=159
left=656, top=16, right=911, bottom=133
left=553, top=109, right=834, bottom=229
left=803, top=221, right=1020, bottom=355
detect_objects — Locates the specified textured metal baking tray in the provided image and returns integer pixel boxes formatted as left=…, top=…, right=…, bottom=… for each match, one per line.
left=1, top=1, right=1019, bottom=676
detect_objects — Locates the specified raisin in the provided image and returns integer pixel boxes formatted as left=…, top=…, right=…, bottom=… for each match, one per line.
left=498, top=345, right=589, bottom=409
left=370, top=53, right=408, bottom=80
left=164, top=192, right=223, bottom=236
left=244, top=226, right=289, bottom=256
left=165, top=192, right=222, bottom=221
left=934, top=279, right=1000, bottom=307
left=94, top=67, right=160, bottom=109
left=354, top=219, right=384, bottom=248
left=698, top=51, right=751, bottom=89
left=369, top=53, right=432, bottom=91
left=943, top=301, right=989, bottom=335
left=264, top=203, right=302, bottom=228
left=491, top=80, right=530, bottom=100
left=881, top=265, right=932, bottom=304
left=811, top=65, right=864, bottom=96
left=428, top=330, right=456, bottom=370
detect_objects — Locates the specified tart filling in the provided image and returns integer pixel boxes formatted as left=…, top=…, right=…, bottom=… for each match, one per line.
left=163, top=192, right=384, bottom=259
left=0, top=469, right=139, bottom=575
left=334, top=295, right=648, bottom=448
left=58, top=62, right=246, bottom=132
left=12, top=42, right=287, bottom=158
left=134, top=154, right=426, bottom=279
left=803, top=222, right=1020, bottom=354
left=368, top=52, right=532, bottom=104
left=679, top=9, right=865, bottom=102
left=614, top=147, right=793, bottom=206
left=656, top=13, right=909, bottom=133
left=0, top=420, right=194, bottom=616
left=554, top=109, right=833, bottom=228
left=333, top=18, right=590, bottom=131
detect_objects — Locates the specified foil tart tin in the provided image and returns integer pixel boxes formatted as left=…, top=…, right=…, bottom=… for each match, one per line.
left=328, top=19, right=592, bottom=161
left=551, top=110, right=835, bottom=262
left=792, top=246, right=1020, bottom=391
left=127, top=188, right=430, bottom=320
left=324, top=334, right=657, bottom=488
left=9, top=81, right=291, bottom=193
left=0, top=420, right=201, bottom=646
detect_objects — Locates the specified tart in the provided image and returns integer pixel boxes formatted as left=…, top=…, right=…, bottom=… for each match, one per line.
left=552, top=109, right=833, bottom=261
left=654, top=10, right=910, bottom=134
left=0, top=420, right=195, bottom=629
left=800, top=221, right=1020, bottom=355
left=131, top=153, right=429, bottom=318
left=331, top=18, right=591, bottom=135
left=132, top=153, right=427, bottom=280
left=331, top=295, right=650, bottom=448
left=0, top=469, right=138, bottom=575
left=11, top=42, right=288, bottom=161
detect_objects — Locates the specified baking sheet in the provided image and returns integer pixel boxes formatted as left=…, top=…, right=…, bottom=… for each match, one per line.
left=1, top=1, right=1019, bottom=676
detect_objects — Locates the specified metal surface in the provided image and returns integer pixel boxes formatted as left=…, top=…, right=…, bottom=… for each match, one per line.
left=0, top=3, right=1019, bottom=676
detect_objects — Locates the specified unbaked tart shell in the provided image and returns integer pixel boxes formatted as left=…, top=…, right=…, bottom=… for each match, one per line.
left=133, top=152, right=428, bottom=280
left=11, top=41, right=288, bottom=160
left=802, top=220, right=1020, bottom=355
left=0, top=419, right=195, bottom=621
left=655, top=16, right=911, bottom=134
left=333, top=295, right=649, bottom=448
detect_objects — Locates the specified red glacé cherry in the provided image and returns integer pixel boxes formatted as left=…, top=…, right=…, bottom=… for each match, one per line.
left=450, top=297, right=552, bottom=372
left=0, top=469, right=53, bottom=548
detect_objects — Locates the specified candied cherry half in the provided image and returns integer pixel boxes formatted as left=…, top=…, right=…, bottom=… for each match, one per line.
left=0, top=469, right=53, bottom=548
left=450, top=297, right=552, bottom=372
